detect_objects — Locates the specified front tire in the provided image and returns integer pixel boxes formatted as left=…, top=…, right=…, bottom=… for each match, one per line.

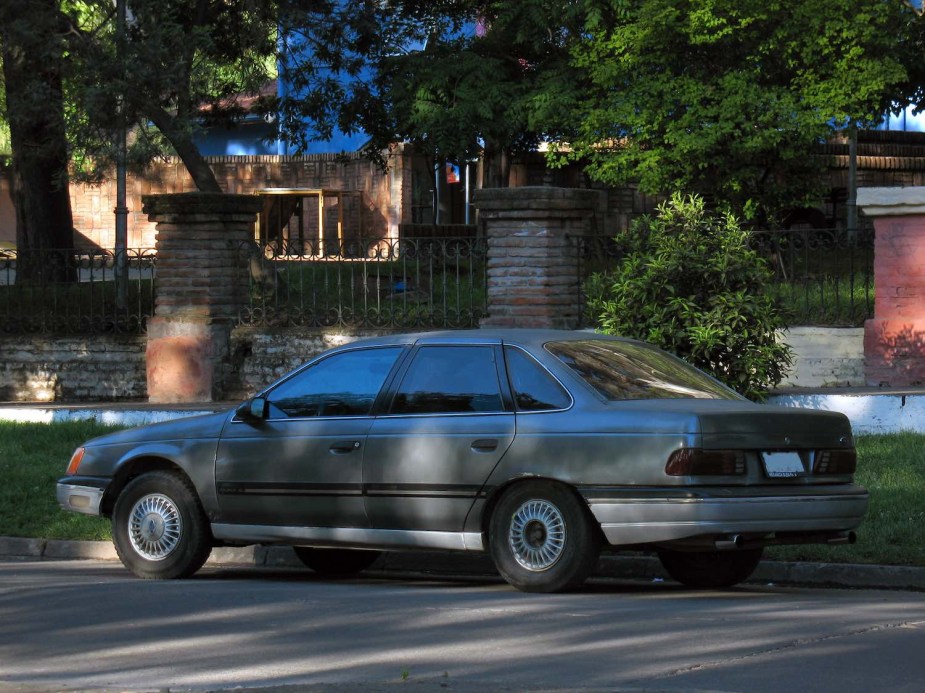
left=657, top=548, right=763, bottom=588
left=293, top=547, right=381, bottom=576
left=489, top=481, right=601, bottom=593
left=112, top=471, right=212, bottom=579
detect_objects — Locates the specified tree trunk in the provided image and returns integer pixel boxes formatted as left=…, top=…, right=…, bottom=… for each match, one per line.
left=1, top=0, right=75, bottom=283
left=146, top=106, right=223, bottom=193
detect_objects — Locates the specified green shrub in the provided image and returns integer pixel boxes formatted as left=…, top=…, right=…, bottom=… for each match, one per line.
left=585, top=193, right=792, bottom=400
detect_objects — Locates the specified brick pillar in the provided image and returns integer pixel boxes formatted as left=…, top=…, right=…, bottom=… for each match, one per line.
left=474, top=187, right=602, bottom=329
left=142, top=193, right=261, bottom=402
left=858, top=187, right=925, bottom=386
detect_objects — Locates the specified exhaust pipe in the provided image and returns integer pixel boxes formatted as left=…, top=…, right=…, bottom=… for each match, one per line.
left=826, top=531, right=857, bottom=546
left=714, top=535, right=743, bottom=550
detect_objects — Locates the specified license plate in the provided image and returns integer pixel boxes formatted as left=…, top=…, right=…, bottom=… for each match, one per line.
left=762, top=451, right=804, bottom=478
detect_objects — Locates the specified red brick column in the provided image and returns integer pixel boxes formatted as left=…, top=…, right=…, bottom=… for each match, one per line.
left=142, top=193, right=262, bottom=402
left=858, top=187, right=925, bottom=386
left=474, top=187, right=602, bottom=329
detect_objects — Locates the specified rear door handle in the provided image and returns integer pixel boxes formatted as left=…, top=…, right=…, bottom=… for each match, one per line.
left=330, top=441, right=362, bottom=454
left=471, top=438, right=499, bottom=453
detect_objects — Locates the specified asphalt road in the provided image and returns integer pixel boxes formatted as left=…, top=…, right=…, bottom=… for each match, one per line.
left=1, top=559, right=924, bottom=693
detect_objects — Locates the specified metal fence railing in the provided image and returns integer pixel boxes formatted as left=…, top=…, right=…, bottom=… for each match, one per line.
left=748, top=227, right=874, bottom=326
left=238, top=237, right=487, bottom=329
left=574, top=227, right=874, bottom=328
left=0, top=248, right=156, bottom=334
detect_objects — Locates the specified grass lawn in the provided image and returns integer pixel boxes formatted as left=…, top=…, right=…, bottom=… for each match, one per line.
left=2, top=421, right=922, bottom=566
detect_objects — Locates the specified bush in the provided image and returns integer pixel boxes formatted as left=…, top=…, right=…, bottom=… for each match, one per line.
left=585, top=193, right=792, bottom=400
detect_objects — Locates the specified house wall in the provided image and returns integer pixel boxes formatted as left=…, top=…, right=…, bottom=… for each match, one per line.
left=0, top=150, right=409, bottom=250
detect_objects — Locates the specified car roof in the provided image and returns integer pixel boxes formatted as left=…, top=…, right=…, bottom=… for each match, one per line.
left=343, top=328, right=637, bottom=350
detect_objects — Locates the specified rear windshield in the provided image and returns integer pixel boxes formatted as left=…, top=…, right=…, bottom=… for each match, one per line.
left=546, top=339, right=742, bottom=401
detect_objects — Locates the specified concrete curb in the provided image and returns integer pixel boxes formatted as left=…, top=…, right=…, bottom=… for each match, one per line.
left=2, top=536, right=923, bottom=592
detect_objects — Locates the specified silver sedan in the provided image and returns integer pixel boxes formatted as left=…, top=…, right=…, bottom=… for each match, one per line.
left=57, top=329, right=868, bottom=592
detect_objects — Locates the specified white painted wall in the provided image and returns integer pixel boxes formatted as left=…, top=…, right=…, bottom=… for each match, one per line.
left=777, top=327, right=865, bottom=389
left=768, top=391, right=925, bottom=435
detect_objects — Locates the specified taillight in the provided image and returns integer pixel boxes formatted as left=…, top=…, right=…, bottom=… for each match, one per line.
left=665, top=449, right=746, bottom=476
left=66, top=447, right=85, bottom=476
left=813, top=448, right=857, bottom=475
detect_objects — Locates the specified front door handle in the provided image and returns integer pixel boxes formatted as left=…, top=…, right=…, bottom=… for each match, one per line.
left=471, top=438, right=499, bottom=453
left=330, top=440, right=361, bottom=454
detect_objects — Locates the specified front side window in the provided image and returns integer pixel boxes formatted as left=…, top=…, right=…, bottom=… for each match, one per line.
left=267, top=347, right=403, bottom=418
left=546, top=340, right=741, bottom=401
left=390, top=346, right=504, bottom=414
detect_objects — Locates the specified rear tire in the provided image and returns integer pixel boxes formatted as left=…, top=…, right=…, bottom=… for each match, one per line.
left=657, top=548, right=763, bottom=588
left=112, top=471, right=212, bottom=579
left=293, top=547, right=381, bottom=576
left=489, top=481, right=601, bottom=593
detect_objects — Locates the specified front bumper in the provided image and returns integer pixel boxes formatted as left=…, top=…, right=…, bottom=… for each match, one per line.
left=583, top=484, right=870, bottom=546
left=56, top=480, right=106, bottom=516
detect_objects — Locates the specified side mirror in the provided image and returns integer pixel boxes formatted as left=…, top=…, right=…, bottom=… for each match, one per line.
left=236, top=397, right=268, bottom=423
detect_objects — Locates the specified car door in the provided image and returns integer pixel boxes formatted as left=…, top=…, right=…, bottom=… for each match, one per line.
left=363, top=342, right=515, bottom=532
left=214, top=345, right=405, bottom=528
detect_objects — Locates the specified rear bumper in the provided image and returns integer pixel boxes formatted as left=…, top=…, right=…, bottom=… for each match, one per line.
left=583, top=485, right=869, bottom=546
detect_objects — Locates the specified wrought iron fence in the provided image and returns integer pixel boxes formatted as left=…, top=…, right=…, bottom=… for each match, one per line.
left=238, top=237, right=487, bottom=329
left=574, top=227, right=874, bottom=328
left=748, top=227, right=874, bottom=326
left=0, top=248, right=156, bottom=334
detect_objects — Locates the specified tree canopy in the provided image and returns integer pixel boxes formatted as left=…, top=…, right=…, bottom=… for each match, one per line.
left=3, top=0, right=925, bottom=242
left=550, top=0, right=924, bottom=220
left=370, top=0, right=583, bottom=186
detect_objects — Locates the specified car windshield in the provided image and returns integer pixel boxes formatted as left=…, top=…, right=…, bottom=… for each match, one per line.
left=546, top=339, right=742, bottom=401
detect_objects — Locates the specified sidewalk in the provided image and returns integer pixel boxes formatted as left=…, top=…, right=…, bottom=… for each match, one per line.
left=1, top=536, right=923, bottom=592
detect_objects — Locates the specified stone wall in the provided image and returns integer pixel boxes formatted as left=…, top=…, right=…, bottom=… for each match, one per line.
left=0, top=335, right=147, bottom=401
left=0, top=328, right=389, bottom=403
left=0, top=326, right=866, bottom=403
left=227, top=327, right=394, bottom=398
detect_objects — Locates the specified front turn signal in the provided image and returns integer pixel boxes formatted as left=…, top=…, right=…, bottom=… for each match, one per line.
left=66, top=447, right=85, bottom=476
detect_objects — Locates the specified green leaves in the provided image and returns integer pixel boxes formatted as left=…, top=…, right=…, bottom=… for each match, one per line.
left=587, top=193, right=793, bottom=400
left=559, top=0, right=920, bottom=221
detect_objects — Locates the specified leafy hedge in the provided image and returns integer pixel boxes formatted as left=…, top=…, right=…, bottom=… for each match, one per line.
left=585, top=193, right=792, bottom=400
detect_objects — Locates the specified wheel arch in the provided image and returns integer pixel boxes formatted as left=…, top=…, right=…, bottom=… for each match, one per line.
left=101, top=456, right=191, bottom=516
left=478, top=475, right=601, bottom=540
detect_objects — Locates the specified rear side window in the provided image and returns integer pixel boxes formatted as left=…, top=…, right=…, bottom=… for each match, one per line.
left=546, top=339, right=741, bottom=401
left=267, top=347, right=402, bottom=418
left=504, top=347, right=571, bottom=411
left=390, top=346, right=504, bottom=414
